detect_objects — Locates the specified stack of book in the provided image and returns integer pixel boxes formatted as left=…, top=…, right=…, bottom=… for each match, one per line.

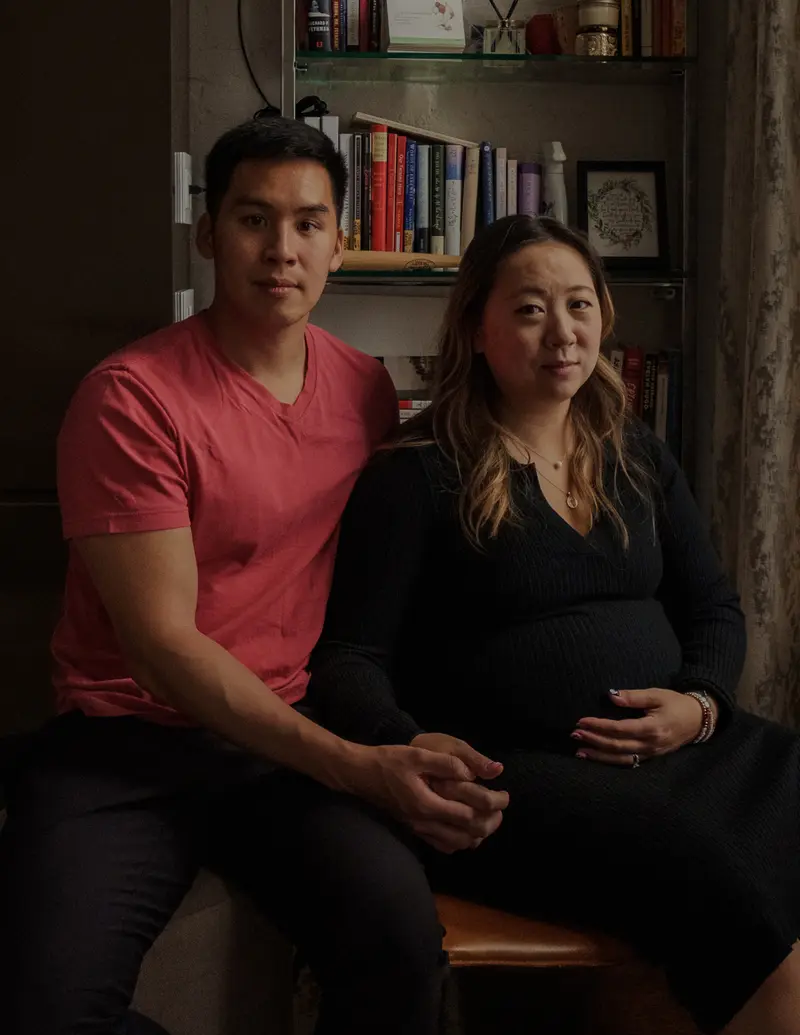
left=610, top=345, right=682, bottom=455
left=303, top=0, right=466, bottom=54
left=323, top=113, right=541, bottom=257
left=618, top=0, right=687, bottom=58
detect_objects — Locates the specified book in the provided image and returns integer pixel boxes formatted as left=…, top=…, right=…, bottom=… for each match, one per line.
left=507, top=159, right=518, bottom=216
left=339, top=133, right=353, bottom=248
left=340, top=0, right=348, bottom=50
left=404, top=140, right=417, bottom=252
left=384, top=0, right=465, bottom=53
left=609, top=347, right=625, bottom=376
left=494, top=147, right=507, bottom=220
left=662, top=0, right=673, bottom=57
left=620, top=0, right=633, bottom=56
left=415, top=144, right=431, bottom=252
left=370, top=124, right=388, bottom=251
left=652, top=0, right=661, bottom=56
left=641, top=352, right=658, bottom=429
left=671, top=0, right=686, bottom=55
left=332, top=0, right=342, bottom=50
left=395, top=135, right=407, bottom=252
left=478, top=142, right=494, bottom=228
left=302, top=116, right=321, bottom=131
left=641, top=0, right=653, bottom=57
left=347, top=0, right=359, bottom=47
left=385, top=132, right=398, bottom=251
left=518, top=162, right=541, bottom=217
left=445, top=144, right=463, bottom=256
left=307, top=0, right=333, bottom=51
left=460, top=146, right=480, bottom=253
left=320, top=115, right=339, bottom=146
left=431, top=144, right=445, bottom=254
left=352, top=134, right=363, bottom=250
left=654, top=352, right=669, bottom=441
left=359, top=0, right=369, bottom=51
left=369, top=0, right=381, bottom=50
left=621, top=346, right=644, bottom=415
left=666, top=351, right=682, bottom=456
left=632, top=0, right=642, bottom=57
left=362, top=132, right=372, bottom=251
left=352, top=112, right=479, bottom=149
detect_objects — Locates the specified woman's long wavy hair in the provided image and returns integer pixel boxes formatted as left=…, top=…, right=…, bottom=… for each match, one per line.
left=398, top=215, right=648, bottom=549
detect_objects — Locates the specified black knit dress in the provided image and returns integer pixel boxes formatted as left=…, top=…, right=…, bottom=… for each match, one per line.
left=310, top=424, right=800, bottom=1033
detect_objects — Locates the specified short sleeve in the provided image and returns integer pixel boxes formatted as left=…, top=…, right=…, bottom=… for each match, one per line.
left=57, top=368, right=191, bottom=540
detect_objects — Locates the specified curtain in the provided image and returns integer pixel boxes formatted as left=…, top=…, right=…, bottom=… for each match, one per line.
left=710, top=0, right=800, bottom=723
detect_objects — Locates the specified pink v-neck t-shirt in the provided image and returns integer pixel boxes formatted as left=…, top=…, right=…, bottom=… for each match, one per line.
left=52, top=313, right=397, bottom=724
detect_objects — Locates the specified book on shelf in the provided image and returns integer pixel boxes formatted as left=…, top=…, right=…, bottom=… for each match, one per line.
left=641, top=0, right=653, bottom=57
left=620, top=0, right=634, bottom=56
left=303, top=116, right=321, bottom=131
left=398, top=398, right=432, bottom=423
left=332, top=0, right=342, bottom=50
left=609, top=347, right=625, bottom=377
left=632, top=0, right=642, bottom=57
left=321, top=114, right=339, bottom=146
left=395, top=135, right=407, bottom=252
left=359, top=0, right=369, bottom=50
left=404, top=140, right=417, bottom=252
left=307, top=0, right=333, bottom=50
left=494, top=147, right=507, bottom=220
left=384, top=0, right=465, bottom=53
left=370, top=124, right=388, bottom=250
left=445, top=145, right=463, bottom=256
left=369, top=0, right=381, bottom=50
left=671, top=0, right=686, bottom=56
left=641, top=352, right=658, bottom=429
left=431, top=145, right=445, bottom=254
left=478, top=142, right=494, bottom=228
left=621, top=346, right=644, bottom=415
left=347, top=0, right=359, bottom=47
left=507, top=158, right=518, bottom=216
left=352, top=113, right=478, bottom=149
left=352, top=134, right=363, bottom=249
left=652, top=0, right=661, bottom=56
left=385, top=132, right=398, bottom=251
left=339, top=133, right=353, bottom=248
left=655, top=353, right=669, bottom=440
left=633, top=0, right=685, bottom=57
left=460, top=146, right=479, bottom=253
left=415, top=144, right=431, bottom=252
left=362, top=132, right=372, bottom=250
left=518, top=163, right=541, bottom=217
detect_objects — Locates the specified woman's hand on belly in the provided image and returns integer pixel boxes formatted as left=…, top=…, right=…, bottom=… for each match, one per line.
left=570, top=688, right=706, bottom=766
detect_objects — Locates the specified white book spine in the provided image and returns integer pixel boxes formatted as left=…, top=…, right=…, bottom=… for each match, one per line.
left=445, top=145, right=463, bottom=256
left=641, top=0, right=653, bottom=56
left=320, top=116, right=340, bottom=146
left=507, top=159, right=518, bottom=216
left=460, top=147, right=480, bottom=254
left=339, top=133, right=353, bottom=248
left=610, top=348, right=625, bottom=376
left=347, top=0, right=359, bottom=47
left=494, top=147, right=507, bottom=220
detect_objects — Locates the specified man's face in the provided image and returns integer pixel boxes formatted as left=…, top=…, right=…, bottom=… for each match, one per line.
left=198, top=157, right=343, bottom=329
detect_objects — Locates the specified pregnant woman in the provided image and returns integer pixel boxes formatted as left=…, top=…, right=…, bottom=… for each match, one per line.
left=310, top=215, right=800, bottom=1035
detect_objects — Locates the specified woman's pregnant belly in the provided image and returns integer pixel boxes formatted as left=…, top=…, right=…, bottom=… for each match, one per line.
left=434, top=598, right=683, bottom=750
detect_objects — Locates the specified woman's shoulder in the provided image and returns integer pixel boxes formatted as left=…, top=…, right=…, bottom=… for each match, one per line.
left=621, top=417, right=683, bottom=486
left=355, top=440, right=457, bottom=505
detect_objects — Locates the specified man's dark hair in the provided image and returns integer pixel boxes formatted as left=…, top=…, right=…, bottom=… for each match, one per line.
left=204, top=116, right=347, bottom=224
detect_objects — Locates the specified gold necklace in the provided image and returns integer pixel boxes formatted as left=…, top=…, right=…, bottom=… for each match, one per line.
left=532, top=462, right=579, bottom=510
left=526, top=445, right=569, bottom=471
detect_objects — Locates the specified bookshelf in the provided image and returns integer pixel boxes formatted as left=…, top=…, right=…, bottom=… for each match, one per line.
left=278, top=1, right=698, bottom=477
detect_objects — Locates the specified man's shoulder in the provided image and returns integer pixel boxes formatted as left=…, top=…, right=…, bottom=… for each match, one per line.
left=308, top=323, right=386, bottom=381
left=90, top=316, right=206, bottom=390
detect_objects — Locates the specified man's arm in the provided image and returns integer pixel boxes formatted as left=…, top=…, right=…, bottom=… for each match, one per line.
left=76, top=526, right=486, bottom=834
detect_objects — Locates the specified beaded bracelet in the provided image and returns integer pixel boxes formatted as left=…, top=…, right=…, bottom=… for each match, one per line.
left=685, top=690, right=716, bottom=744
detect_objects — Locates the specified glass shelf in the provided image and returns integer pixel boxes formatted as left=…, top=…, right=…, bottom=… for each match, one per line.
left=296, top=51, right=694, bottom=86
left=328, top=268, right=688, bottom=289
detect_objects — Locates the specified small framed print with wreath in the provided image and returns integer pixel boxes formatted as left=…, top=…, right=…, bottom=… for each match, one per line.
left=576, top=161, right=669, bottom=271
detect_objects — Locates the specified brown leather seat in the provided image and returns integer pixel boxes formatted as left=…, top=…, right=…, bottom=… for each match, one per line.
left=436, top=894, right=635, bottom=970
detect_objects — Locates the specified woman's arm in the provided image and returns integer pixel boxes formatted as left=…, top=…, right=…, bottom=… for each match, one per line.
left=310, top=446, right=437, bottom=745
left=650, top=433, right=746, bottom=721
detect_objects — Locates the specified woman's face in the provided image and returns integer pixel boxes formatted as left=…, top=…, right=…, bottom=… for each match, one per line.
left=477, top=241, right=603, bottom=410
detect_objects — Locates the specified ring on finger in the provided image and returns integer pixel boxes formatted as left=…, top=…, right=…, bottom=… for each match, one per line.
left=631, top=753, right=641, bottom=768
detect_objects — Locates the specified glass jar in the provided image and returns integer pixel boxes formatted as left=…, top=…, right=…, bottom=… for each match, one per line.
left=574, top=26, right=618, bottom=56
left=483, top=19, right=526, bottom=55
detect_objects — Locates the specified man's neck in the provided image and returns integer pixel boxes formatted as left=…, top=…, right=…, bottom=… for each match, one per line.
left=204, top=299, right=308, bottom=384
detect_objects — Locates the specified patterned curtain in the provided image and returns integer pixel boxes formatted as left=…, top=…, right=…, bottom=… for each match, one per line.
left=710, top=0, right=800, bottom=724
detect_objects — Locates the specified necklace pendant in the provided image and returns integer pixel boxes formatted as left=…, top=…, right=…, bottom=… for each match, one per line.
left=566, top=492, right=579, bottom=510
left=553, top=460, right=562, bottom=470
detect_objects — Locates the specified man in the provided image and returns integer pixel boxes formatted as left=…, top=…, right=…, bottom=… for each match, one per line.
left=0, top=116, right=507, bottom=1035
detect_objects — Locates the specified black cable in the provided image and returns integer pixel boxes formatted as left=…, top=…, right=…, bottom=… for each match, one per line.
left=237, top=0, right=280, bottom=115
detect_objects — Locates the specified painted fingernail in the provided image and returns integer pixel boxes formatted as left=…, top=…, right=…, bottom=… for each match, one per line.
left=608, top=688, right=620, bottom=696
left=570, top=731, right=583, bottom=740
left=576, top=751, right=588, bottom=759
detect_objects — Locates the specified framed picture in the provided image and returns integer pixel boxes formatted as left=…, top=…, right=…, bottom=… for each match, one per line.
left=576, top=161, right=669, bottom=270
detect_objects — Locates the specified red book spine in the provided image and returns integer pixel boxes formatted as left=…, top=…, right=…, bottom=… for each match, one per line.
left=671, top=0, right=686, bottom=55
left=370, top=125, right=388, bottom=251
left=359, top=0, right=369, bottom=51
left=394, top=135, right=407, bottom=252
left=385, top=133, right=397, bottom=251
left=621, top=346, right=645, bottom=415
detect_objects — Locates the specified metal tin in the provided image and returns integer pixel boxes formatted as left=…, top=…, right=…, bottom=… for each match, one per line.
left=574, top=28, right=618, bottom=56
left=577, top=1, right=620, bottom=29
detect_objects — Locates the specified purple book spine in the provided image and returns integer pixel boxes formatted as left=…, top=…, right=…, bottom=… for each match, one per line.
left=518, top=162, right=542, bottom=217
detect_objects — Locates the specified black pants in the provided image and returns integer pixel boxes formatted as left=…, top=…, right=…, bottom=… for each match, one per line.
left=0, top=713, right=445, bottom=1035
